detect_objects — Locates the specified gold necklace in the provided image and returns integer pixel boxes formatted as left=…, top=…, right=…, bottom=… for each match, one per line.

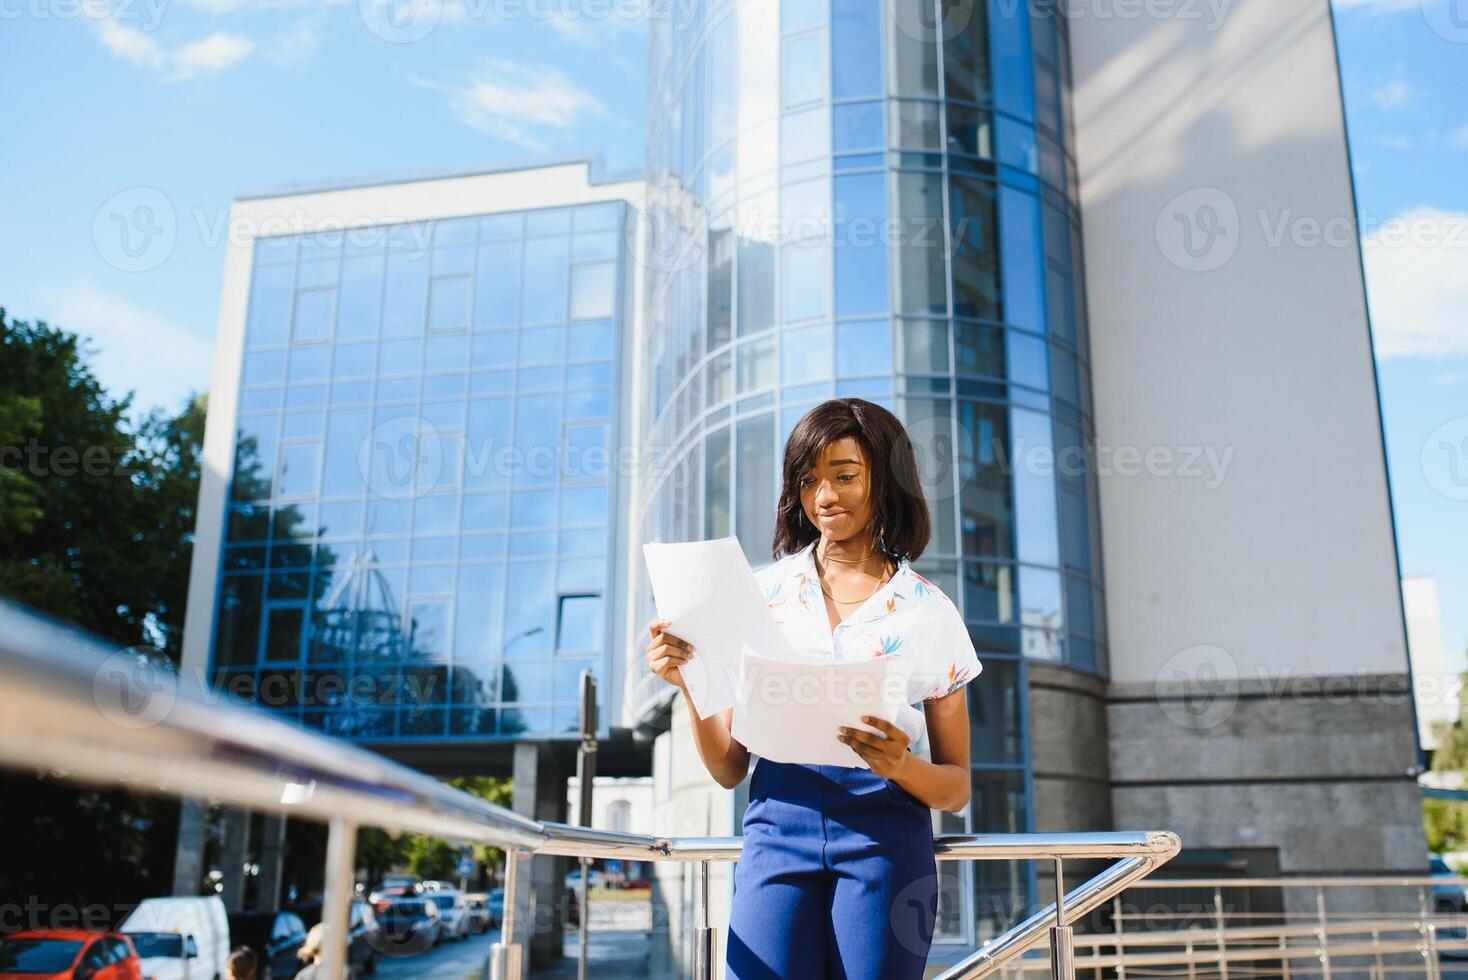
left=816, top=559, right=893, bottom=605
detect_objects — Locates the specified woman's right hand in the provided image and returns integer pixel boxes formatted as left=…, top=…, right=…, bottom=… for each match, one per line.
left=646, top=617, right=695, bottom=691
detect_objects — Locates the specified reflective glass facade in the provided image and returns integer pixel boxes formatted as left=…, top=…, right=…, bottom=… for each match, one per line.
left=210, top=202, right=627, bottom=741
left=636, top=0, right=1105, bottom=943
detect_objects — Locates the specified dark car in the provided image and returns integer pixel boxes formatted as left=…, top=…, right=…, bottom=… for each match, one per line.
left=227, top=911, right=307, bottom=980
left=292, top=900, right=378, bottom=975
left=372, top=898, right=440, bottom=956
left=0, top=930, right=141, bottom=980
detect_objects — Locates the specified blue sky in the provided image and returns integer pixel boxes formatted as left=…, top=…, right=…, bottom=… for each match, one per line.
left=0, top=0, right=1464, bottom=672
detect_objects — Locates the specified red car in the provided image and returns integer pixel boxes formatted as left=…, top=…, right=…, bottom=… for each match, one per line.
left=0, top=930, right=142, bottom=980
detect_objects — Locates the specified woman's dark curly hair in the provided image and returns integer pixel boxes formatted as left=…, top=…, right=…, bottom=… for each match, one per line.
left=770, top=398, right=931, bottom=563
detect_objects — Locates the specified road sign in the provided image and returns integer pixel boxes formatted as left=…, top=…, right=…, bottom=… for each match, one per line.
left=457, top=858, right=474, bottom=877
left=605, top=859, right=622, bottom=875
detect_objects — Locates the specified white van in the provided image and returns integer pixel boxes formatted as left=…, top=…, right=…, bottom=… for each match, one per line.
left=120, top=895, right=230, bottom=980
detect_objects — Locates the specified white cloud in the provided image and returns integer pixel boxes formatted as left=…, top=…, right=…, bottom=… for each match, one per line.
left=88, top=7, right=254, bottom=81
left=544, top=0, right=647, bottom=45
left=409, top=59, right=604, bottom=151
left=1362, top=208, right=1468, bottom=359
left=170, top=31, right=255, bottom=79
left=31, top=280, right=214, bottom=418
left=262, top=15, right=322, bottom=66
left=1369, top=63, right=1411, bottom=111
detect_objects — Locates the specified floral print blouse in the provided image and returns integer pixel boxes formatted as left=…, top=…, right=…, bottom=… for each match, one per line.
left=752, top=539, right=984, bottom=745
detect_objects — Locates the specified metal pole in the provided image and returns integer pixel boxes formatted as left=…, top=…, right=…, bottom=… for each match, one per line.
left=319, top=817, right=356, bottom=980
left=576, top=670, right=598, bottom=980
left=488, top=850, right=523, bottom=980
left=1214, top=886, right=1229, bottom=980
left=1112, top=895, right=1126, bottom=980
left=1316, top=886, right=1332, bottom=980
left=1051, top=857, right=1074, bottom=980
left=692, top=859, right=717, bottom=980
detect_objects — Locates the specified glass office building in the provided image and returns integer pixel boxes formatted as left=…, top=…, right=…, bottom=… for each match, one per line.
left=634, top=0, right=1106, bottom=943
left=209, top=202, right=628, bottom=742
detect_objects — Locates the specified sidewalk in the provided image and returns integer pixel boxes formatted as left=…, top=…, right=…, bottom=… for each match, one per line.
left=527, top=928, right=661, bottom=979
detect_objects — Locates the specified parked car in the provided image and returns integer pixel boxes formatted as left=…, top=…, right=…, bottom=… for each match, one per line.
left=563, top=869, right=604, bottom=891
left=292, top=900, right=378, bottom=975
left=226, top=911, right=307, bottom=980
left=486, top=889, right=504, bottom=928
left=119, top=896, right=230, bottom=980
left=462, top=894, right=491, bottom=934
left=373, top=898, right=439, bottom=956
left=417, top=880, right=456, bottom=893
left=419, top=891, right=470, bottom=942
left=1432, top=855, right=1467, bottom=912
left=367, top=875, right=419, bottom=905
left=0, top=930, right=141, bottom=980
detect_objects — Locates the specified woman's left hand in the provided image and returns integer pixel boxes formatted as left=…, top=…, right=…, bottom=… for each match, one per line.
left=837, top=715, right=911, bottom=778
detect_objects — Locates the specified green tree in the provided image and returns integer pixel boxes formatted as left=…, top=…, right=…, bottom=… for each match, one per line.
left=0, top=308, right=206, bottom=919
left=1424, top=666, right=1468, bottom=856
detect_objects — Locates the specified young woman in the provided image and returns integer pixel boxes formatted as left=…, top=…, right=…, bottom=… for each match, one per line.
left=645, top=397, right=983, bottom=979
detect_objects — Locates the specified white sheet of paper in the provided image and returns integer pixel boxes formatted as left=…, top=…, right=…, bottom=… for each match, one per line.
left=642, top=537, right=798, bottom=718
left=730, top=646, right=906, bottom=768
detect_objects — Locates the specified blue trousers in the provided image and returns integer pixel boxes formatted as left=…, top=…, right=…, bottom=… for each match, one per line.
left=726, top=758, right=938, bottom=979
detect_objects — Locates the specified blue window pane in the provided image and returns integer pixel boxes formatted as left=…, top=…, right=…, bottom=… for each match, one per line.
left=896, top=171, right=949, bottom=317
left=244, top=350, right=286, bottom=386
left=425, top=333, right=469, bottom=374
left=782, top=31, right=827, bottom=109
left=557, top=595, right=603, bottom=652
left=996, top=116, right=1038, bottom=174
left=558, top=558, right=606, bottom=592
left=567, top=321, right=613, bottom=360
left=321, top=409, right=370, bottom=497
left=514, top=394, right=561, bottom=479
left=480, top=212, right=523, bottom=241
left=509, top=531, right=554, bottom=557
left=572, top=232, right=618, bottom=262
left=413, top=495, right=457, bottom=534
left=511, top=489, right=557, bottom=528
left=573, top=202, right=620, bottom=233
left=406, top=599, right=451, bottom=658
left=317, top=499, right=362, bottom=540
left=833, top=101, right=883, bottom=153
left=527, top=209, right=572, bottom=236
left=781, top=178, right=832, bottom=322
left=277, top=443, right=319, bottom=499
left=782, top=325, right=833, bottom=384
left=502, top=661, right=552, bottom=701
left=782, top=0, right=825, bottom=32
left=434, top=216, right=477, bottom=246
left=560, top=486, right=608, bottom=525
left=337, top=253, right=384, bottom=341
left=409, top=564, right=455, bottom=596
left=331, top=342, right=375, bottom=380
left=428, top=276, right=472, bottom=332
left=504, top=563, right=554, bottom=656
left=382, top=250, right=430, bottom=336
left=566, top=361, right=612, bottom=387
left=570, top=262, right=616, bottom=320
left=558, top=528, right=606, bottom=557
left=246, top=264, right=293, bottom=348
left=564, top=388, right=610, bottom=419
left=288, top=346, right=329, bottom=384
left=989, top=0, right=1035, bottom=120
left=834, top=171, right=889, bottom=317
left=297, top=257, right=338, bottom=289
left=233, top=417, right=278, bottom=500
left=471, top=331, right=514, bottom=369
left=522, top=238, right=569, bottom=324
left=835, top=319, right=892, bottom=375
left=255, top=235, right=297, bottom=265
left=949, top=174, right=1000, bottom=320
left=282, top=411, right=324, bottom=441
left=517, top=366, right=561, bottom=391
left=293, top=288, right=335, bottom=342
left=565, top=424, right=609, bottom=480
left=475, top=242, right=521, bottom=329
left=520, top=326, right=565, bottom=364
left=462, top=492, right=508, bottom=532
left=466, top=399, right=512, bottom=490
left=377, top=338, right=422, bottom=376
left=1010, top=408, right=1059, bottom=567
left=782, top=105, right=830, bottom=165
left=998, top=187, right=1045, bottom=333
left=832, top=0, right=882, bottom=98
left=1006, top=329, right=1049, bottom=391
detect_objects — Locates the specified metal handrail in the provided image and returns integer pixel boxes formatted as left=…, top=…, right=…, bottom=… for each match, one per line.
left=0, top=600, right=1180, bottom=979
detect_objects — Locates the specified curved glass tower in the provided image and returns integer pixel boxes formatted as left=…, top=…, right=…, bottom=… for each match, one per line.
left=635, top=0, right=1106, bottom=943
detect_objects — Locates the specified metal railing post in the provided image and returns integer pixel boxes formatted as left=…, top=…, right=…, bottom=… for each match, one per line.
left=1418, top=886, right=1439, bottom=980
left=1112, top=895, right=1126, bottom=980
left=319, top=816, right=356, bottom=980
left=692, top=859, right=716, bottom=980
left=1213, top=886, right=1229, bottom=980
left=488, top=850, right=524, bottom=980
left=1316, top=887, right=1332, bottom=980
left=1051, top=857, right=1074, bottom=980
